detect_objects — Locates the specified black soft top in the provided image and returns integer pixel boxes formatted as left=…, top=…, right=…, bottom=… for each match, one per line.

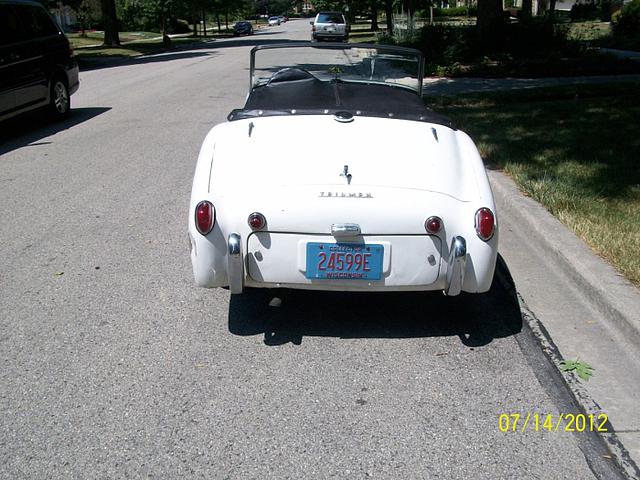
left=227, top=77, right=454, bottom=128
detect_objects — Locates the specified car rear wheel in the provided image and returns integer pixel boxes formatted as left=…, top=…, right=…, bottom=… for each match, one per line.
left=49, top=77, right=70, bottom=119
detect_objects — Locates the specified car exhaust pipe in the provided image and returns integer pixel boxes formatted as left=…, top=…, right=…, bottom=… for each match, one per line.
left=445, top=236, right=466, bottom=296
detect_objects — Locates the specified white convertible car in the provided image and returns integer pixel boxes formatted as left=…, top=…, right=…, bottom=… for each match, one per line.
left=188, top=43, right=498, bottom=295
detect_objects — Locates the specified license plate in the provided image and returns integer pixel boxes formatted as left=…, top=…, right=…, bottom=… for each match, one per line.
left=305, top=243, right=383, bottom=280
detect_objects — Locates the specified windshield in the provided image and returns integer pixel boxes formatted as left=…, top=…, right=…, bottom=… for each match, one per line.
left=250, top=44, right=424, bottom=95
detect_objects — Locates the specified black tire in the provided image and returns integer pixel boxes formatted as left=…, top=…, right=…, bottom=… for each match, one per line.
left=49, top=76, right=70, bottom=119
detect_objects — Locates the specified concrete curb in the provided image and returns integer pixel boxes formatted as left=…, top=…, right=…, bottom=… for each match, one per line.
left=488, top=169, right=640, bottom=349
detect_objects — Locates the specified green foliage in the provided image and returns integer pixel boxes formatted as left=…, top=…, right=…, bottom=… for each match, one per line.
left=117, top=0, right=146, bottom=31
left=569, top=1, right=611, bottom=21
left=612, top=0, right=640, bottom=36
left=376, top=32, right=397, bottom=44
left=170, top=17, right=191, bottom=33
left=417, top=24, right=479, bottom=65
left=433, top=6, right=477, bottom=17
left=559, top=359, right=594, bottom=381
left=404, top=19, right=573, bottom=73
left=506, top=19, right=571, bottom=58
left=311, top=0, right=345, bottom=11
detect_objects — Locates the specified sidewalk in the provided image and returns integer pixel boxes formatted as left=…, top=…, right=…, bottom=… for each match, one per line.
left=423, top=71, right=640, bottom=475
left=423, top=73, right=640, bottom=96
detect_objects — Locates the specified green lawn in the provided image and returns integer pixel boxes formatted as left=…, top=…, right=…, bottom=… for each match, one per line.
left=71, top=37, right=208, bottom=62
left=68, top=31, right=165, bottom=49
left=428, top=83, right=640, bottom=286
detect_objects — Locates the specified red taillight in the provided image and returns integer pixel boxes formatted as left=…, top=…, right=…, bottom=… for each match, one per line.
left=475, top=208, right=495, bottom=241
left=424, top=216, right=443, bottom=234
left=195, top=201, right=214, bottom=235
left=248, top=212, right=266, bottom=230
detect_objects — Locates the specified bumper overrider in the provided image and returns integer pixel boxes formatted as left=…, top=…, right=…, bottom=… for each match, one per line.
left=221, top=232, right=468, bottom=296
left=227, top=233, right=243, bottom=294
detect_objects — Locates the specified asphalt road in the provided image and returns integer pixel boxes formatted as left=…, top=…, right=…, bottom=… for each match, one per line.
left=0, top=19, right=627, bottom=479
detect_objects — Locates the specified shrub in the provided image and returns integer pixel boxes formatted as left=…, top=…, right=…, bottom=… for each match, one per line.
left=612, top=0, right=640, bottom=37
left=170, top=18, right=192, bottom=34
left=433, top=6, right=477, bottom=17
left=569, top=2, right=600, bottom=20
left=415, top=24, right=479, bottom=64
left=505, top=18, right=570, bottom=58
left=569, top=1, right=613, bottom=21
left=410, top=19, right=570, bottom=67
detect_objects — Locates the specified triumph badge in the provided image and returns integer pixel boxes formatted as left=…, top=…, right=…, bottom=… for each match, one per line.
left=340, top=165, right=352, bottom=185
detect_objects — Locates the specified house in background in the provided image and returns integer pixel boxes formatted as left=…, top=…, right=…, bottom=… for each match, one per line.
left=50, top=2, right=77, bottom=31
left=49, top=0, right=101, bottom=32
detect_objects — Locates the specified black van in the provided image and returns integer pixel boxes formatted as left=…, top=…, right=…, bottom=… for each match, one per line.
left=0, top=0, right=79, bottom=122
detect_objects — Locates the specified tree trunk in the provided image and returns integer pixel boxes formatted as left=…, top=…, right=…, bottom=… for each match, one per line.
left=549, top=0, right=556, bottom=16
left=536, top=0, right=548, bottom=15
left=384, top=0, right=393, bottom=33
left=521, top=0, right=532, bottom=19
left=216, top=12, right=221, bottom=32
left=225, top=10, right=228, bottom=30
left=476, top=0, right=505, bottom=49
left=371, top=1, right=378, bottom=30
left=202, top=9, right=206, bottom=37
left=100, top=0, right=120, bottom=46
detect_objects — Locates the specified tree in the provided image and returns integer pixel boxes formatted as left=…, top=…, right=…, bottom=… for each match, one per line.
left=384, top=0, right=393, bottom=32
left=370, top=0, right=379, bottom=30
left=101, top=0, right=120, bottom=46
left=476, top=0, right=504, bottom=47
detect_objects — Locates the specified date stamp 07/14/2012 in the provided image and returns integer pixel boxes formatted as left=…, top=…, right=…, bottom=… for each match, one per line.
left=498, top=413, right=609, bottom=433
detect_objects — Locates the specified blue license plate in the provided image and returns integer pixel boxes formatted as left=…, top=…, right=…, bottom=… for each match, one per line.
left=305, top=243, right=383, bottom=280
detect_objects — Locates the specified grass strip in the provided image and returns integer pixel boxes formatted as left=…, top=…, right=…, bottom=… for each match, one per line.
left=428, top=82, right=640, bottom=286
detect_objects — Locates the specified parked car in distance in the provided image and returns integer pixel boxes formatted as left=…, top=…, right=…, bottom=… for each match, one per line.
left=188, top=44, right=499, bottom=296
left=0, top=0, right=79, bottom=123
left=278, top=15, right=285, bottom=23
left=268, top=16, right=281, bottom=26
left=310, top=11, right=349, bottom=42
left=233, top=21, right=253, bottom=36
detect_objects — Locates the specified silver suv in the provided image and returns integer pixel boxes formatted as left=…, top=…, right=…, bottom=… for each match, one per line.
left=310, top=11, right=349, bottom=42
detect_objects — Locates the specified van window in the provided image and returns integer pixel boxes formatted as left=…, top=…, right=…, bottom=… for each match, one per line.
left=317, top=13, right=345, bottom=24
left=0, top=5, right=22, bottom=45
left=16, top=5, right=60, bottom=39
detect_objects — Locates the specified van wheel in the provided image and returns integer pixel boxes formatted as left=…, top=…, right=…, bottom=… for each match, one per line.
left=49, top=77, right=70, bottom=119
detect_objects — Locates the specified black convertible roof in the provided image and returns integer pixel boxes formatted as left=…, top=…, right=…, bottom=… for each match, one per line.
left=227, top=77, right=454, bottom=129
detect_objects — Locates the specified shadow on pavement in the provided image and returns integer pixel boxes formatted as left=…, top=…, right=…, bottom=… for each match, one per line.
left=78, top=49, right=216, bottom=71
left=229, top=254, right=522, bottom=347
left=0, top=107, right=111, bottom=156
left=78, top=36, right=309, bottom=72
